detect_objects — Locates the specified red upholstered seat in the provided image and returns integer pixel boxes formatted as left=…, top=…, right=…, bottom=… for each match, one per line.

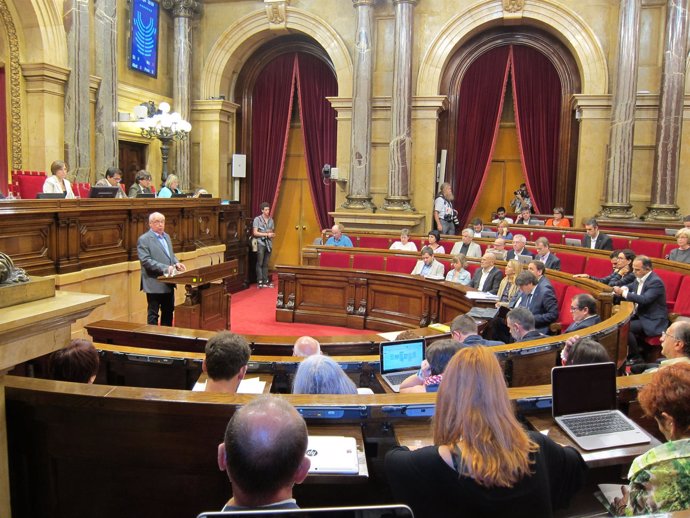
left=319, top=252, right=350, bottom=269
left=531, top=229, right=563, bottom=244
left=550, top=280, right=567, bottom=303
left=565, top=232, right=583, bottom=244
left=631, top=240, right=663, bottom=259
left=74, top=182, right=91, bottom=198
left=409, top=239, right=422, bottom=250
left=610, top=236, right=631, bottom=250
left=655, top=269, right=683, bottom=311
left=357, top=236, right=391, bottom=249
left=558, top=252, right=586, bottom=274
left=555, top=285, right=588, bottom=332
left=352, top=255, right=385, bottom=271
left=584, top=256, right=613, bottom=279
left=15, top=174, right=47, bottom=199
left=439, top=260, right=451, bottom=273
left=671, top=276, right=690, bottom=317
left=663, top=242, right=677, bottom=259
left=466, top=263, right=480, bottom=276
left=386, top=256, right=418, bottom=274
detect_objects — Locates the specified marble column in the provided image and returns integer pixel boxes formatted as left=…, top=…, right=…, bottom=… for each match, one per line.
left=642, top=0, right=689, bottom=221
left=94, top=0, right=118, bottom=176
left=162, top=0, right=201, bottom=189
left=63, top=0, right=91, bottom=182
left=599, top=0, right=641, bottom=219
left=384, top=0, right=417, bottom=211
left=343, top=0, right=376, bottom=210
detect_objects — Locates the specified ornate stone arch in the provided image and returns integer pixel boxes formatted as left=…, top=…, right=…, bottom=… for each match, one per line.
left=200, top=6, right=353, bottom=100
left=417, top=0, right=607, bottom=96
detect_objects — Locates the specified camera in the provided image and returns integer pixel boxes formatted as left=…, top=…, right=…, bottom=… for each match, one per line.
left=514, top=189, right=528, bottom=197
left=322, top=164, right=331, bottom=179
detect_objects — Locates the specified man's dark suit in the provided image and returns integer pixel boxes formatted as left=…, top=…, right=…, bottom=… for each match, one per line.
left=461, top=334, right=505, bottom=347
left=506, top=248, right=534, bottom=261
left=565, top=314, right=602, bottom=333
left=511, top=284, right=559, bottom=334
left=515, top=329, right=547, bottom=342
left=623, top=272, right=669, bottom=337
left=583, top=232, right=614, bottom=251
left=137, top=229, right=179, bottom=326
left=536, top=253, right=561, bottom=271
left=470, top=267, right=504, bottom=295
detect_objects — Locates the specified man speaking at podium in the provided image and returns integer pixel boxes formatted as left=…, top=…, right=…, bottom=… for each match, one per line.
left=137, top=212, right=186, bottom=326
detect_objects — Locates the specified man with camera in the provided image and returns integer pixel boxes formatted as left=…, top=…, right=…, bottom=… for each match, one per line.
left=510, top=183, right=532, bottom=213
left=434, top=182, right=458, bottom=235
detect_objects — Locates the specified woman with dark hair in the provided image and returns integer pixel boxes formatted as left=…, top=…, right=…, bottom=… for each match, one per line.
left=399, top=339, right=461, bottom=393
left=561, top=337, right=610, bottom=366
left=49, top=339, right=100, bottom=383
left=426, top=229, right=445, bottom=255
left=613, top=363, right=690, bottom=515
left=385, top=346, right=586, bottom=518
left=575, top=249, right=635, bottom=287
left=545, top=207, right=570, bottom=227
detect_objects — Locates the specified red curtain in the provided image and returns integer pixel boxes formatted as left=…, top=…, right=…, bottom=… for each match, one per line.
left=511, top=46, right=561, bottom=214
left=250, top=53, right=296, bottom=216
left=0, top=67, right=7, bottom=195
left=453, top=46, right=511, bottom=227
left=295, top=53, right=337, bottom=230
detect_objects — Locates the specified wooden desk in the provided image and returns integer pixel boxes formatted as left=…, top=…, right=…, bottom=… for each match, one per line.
left=193, top=372, right=274, bottom=394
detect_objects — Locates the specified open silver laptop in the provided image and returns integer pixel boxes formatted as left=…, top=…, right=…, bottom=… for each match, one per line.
left=516, top=254, right=533, bottom=265
left=552, top=362, right=650, bottom=451
left=379, top=338, right=426, bottom=392
left=306, top=436, right=359, bottom=474
left=565, top=237, right=583, bottom=247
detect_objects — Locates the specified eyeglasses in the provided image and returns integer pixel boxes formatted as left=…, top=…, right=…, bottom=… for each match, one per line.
left=569, top=306, right=581, bottom=312
left=662, top=330, right=678, bottom=340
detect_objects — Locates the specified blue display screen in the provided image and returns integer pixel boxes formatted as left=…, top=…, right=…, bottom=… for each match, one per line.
left=381, top=340, right=425, bottom=371
left=129, top=0, right=160, bottom=78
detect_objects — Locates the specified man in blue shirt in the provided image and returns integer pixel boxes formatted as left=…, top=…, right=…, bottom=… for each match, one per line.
left=325, top=223, right=353, bottom=247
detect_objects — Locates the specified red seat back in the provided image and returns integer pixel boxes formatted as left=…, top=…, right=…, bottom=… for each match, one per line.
left=466, top=263, right=480, bottom=276
left=550, top=279, right=567, bottom=303
left=439, top=260, right=451, bottom=273
left=319, top=252, right=350, bottom=269
left=531, top=229, right=563, bottom=245
left=672, top=276, right=690, bottom=317
left=610, top=236, right=631, bottom=250
left=386, top=256, right=418, bottom=274
left=655, top=269, right=682, bottom=311
left=352, top=255, right=385, bottom=271
left=409, top=239, right=422, bottom=250
left=558, top=252, right=586, bottom=274
left=584, top=256, right=614, bottom=278
left=663, top=242, right=677, bottom=259
left=74, top=182, right=91, bottom=198
left=357, top=236, right=391, bottom=249
left=631, top=240, right=663, bottom=259
left=558, top=285, right=588, bottom=331
left=16, top=175, right=47, bottom=199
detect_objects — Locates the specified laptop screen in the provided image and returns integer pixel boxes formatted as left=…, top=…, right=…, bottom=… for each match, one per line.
left=551, top=362, right=617, bottom=417
left=379, top=338, right=425, bottom=374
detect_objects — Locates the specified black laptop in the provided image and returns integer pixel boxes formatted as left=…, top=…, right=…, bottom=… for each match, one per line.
left=36, top=192, right=67, bottom=199
left=89, top=186, right=120, bottom=198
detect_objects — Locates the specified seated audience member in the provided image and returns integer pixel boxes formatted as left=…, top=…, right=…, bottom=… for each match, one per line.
left=157, top=174, right=182, bottom=198
left=43, top=160, right=76, bottom=199
left=217, top=395, right=309, bottom=511
left=668, top=228, right=690, bottom=264
left=94, top=167, right=126, bottom=198
left=527, top=260, right=554, bottom=290
left=510, top=183, right=533, bottom=212
left=653, top=321, right=690, bottom=370
left=514, top=207, right=535, bottom=226
left=507, top=307, right=547, bottom=342
left=486, top=237, right=507, bottom=260
left=470, top=217, right=484, bottom=237
left=565, top=293, right=601, bottom=333
left=534, top=237, right=561, bottom=270
left=292, top=355, right=357, bottom=395
left=399, top=339, right=461, bottom=393
left=613, top=364, right=690, bottom=515
left=575, top=249, right=635, bottom=287
left=451, top=314, right=504, bottom=346
left=491, top=206, right=514, bottom=224
left=583, top=218, right=614, bottom=250
left=450, top=228, right=481, bottom=258
left=496, top=259, right=523, bottom=306
left=496, top=220, right=514, bottom=239
left=128, top=170, right=153, bottom=197
left=560, top=337, right=610, bottom=366
left=202, top=331, right=251, bottom=394
left=48, top=338, right=99, bottom=383
left=193, top=188, right=209, bottom=198
left=385, top=346, right=586, bottom=518
left=505, top=234, right=534, bottom=260
left=545, top=207, right=570, bottom=227
left=325, top=223, right=353, bottom=247
left=292, top=336, right=321, bottom=357
left=445, top=254, right=471, bottom=285
left=612, top=256, right=668, bottom=363
left=471, top=253, right=504, bottom=295
left=426, top=229, right=445, bottom=254
left=411, top=246, right=445, bottom=278
left=511, top=271, right=558, bottom=334
left=684, top=215, right=690, bottom=229
left=390, top=228, right=418, bottom=251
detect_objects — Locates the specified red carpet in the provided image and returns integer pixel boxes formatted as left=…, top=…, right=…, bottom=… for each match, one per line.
left=230, top=283, right=373, bottom=337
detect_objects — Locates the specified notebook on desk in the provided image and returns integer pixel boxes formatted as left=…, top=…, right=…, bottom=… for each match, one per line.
left=306, top=436, right=359, bottom=474
left=379, top=338, right=425, bottom=392
left=552, top=362, right=650, bottom=451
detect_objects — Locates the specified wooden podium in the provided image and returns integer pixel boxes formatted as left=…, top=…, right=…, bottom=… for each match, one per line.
left=159, top=260, right=238, bottom=331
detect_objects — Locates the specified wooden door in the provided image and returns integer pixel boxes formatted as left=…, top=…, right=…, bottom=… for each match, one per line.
left=118, top=141, right=148, bottom=192
left=271, top=126, right=320, bottom=267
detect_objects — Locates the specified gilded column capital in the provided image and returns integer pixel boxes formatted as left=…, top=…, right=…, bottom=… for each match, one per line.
left=161, top=0, right=201, bottom=18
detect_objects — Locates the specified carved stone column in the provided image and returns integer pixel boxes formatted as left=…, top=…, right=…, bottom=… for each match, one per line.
left=642, top=0, right=689, bottom=221
left=344, top=0, right=376, bottom=210
left=94, top=0, right=118, bottom=176
left=384, top=0, right=417, bottom=211
left=64, top=0, right=91, bottom=182
left=599, top=0, right=641, bottom=219
left=162, top=0, right=201, bottom=190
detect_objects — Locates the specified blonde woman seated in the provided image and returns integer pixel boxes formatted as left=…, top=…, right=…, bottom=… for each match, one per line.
left=495, top=259, right=523, bottom=307
left=157, top=174, right=182, bottom=198
left=390, top=228, right=418, bottom=252
left=292, top=355, right=357, bottom=395
left=385, top=346, right=586, bottom=518
left=411, top=246, right=445, bottom=279
left=445, top=254, right=471, bottom=285
left=399, top=339, right=460, bottom=393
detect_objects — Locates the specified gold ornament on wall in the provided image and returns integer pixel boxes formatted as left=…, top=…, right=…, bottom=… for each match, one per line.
left=503, top=0, right=525, bottom=13
left=265, top=0, right=290, bottom=29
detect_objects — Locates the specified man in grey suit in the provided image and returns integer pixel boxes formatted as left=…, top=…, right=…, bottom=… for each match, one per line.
left=137, top=212, right=186, bottom=326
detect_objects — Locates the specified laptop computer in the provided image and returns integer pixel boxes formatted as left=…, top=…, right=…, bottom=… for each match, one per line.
left=136, top=192, right=155, bottom=198
left=516, top=254, right=533, bottom=265
left=89, top=186, right=120, bottom=198
left=552, top=362, right=650, bottom=451
left=36, top=192, right=67, bottom=199
left=306, top=436, right=359, bottom=474
left=197, top=505, right=414, bottom=517
left=565, top=237, right=583, bottom=247
left=379, top=338, right=426, bottom=392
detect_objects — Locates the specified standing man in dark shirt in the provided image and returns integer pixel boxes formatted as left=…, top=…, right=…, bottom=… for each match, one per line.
left=253, top=202, right=276, bottom=288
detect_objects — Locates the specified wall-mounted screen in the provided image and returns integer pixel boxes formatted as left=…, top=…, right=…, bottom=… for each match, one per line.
left=129, top=0, right=160, bottom=78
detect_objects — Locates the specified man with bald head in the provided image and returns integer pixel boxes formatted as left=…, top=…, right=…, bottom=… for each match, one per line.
left=293, top=336, right=321, bottom=357
left=217, top=395, right=310, bottom=510
left=470, top=253, right=504, bottom=295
